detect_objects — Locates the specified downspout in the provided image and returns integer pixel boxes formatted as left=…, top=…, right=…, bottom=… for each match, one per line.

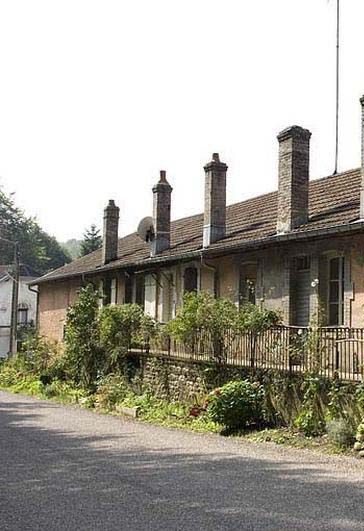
left=28, top=285, right=39, bottom=332
left=200, top=251, right=218, bottom=296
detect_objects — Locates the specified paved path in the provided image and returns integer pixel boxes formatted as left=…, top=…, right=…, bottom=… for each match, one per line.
left=1, top=391, right=364, bottom=531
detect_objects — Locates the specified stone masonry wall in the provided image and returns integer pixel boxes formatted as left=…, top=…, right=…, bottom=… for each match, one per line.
left=133, top=354, right=248, bottom=401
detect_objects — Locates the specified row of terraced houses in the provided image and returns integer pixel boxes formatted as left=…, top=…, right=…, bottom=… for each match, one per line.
left=33, top=97, right=364, bottom=344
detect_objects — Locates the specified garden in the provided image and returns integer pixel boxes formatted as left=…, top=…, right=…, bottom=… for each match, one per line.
left=1, top=284, right=364, bottom=457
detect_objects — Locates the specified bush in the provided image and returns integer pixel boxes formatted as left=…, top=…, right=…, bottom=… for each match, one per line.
left=94, top=374, right=127, bottom=410
left=64, top=284, right=102, bottom=389
left=99, top=304, right=157, bottom=372
left=166, top=292, right=280, bottom=363
left=207, top=379, right=265, bottom=430
left=326, top=419, right=354, bottom=448
left=294, top=374, right=328, bottom=436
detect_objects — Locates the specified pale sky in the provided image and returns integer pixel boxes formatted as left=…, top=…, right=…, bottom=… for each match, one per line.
left=0, top=0, right=363, bottom=242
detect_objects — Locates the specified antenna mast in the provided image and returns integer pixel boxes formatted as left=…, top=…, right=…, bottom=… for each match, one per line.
left=334, top=0, right=340, bottom=174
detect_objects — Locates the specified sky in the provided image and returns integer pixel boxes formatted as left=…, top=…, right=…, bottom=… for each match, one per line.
left=0, top=0, right=363, bottom=242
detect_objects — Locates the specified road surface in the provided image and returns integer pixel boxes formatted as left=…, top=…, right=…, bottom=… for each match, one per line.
left=0, top=390, right=364, bottom=530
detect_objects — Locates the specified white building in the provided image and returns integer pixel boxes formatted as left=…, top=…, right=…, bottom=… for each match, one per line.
left=0, top=266, right=37, bottom=357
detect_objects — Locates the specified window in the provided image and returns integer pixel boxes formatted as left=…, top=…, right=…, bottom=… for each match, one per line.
left=125, top=275, right=133, bottom=303
left=184, top=267, right=198, bottom=293
left=328, top=256, right=345, bottom=325
left=18, top=306, right=28, bottom=325
left=110, top=278, right=117, bottom=305
left=296, top=255, right=311, bottom=271
left=135, top=275, right=145, bottom=308
left=239, top=264, right=257, bottom=307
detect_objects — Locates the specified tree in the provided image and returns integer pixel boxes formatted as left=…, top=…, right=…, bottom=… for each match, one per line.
left=80, top=224, right=102, bottom=257
left=64, top=284, right=101, bottom=389
left=0, top=187, right=71, bottom=274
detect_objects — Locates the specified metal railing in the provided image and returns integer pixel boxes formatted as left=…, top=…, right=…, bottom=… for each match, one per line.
left=131, top=326, right=364, bottom=382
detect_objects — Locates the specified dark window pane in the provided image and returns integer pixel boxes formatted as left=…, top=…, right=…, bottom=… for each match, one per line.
left=184, top=267, right=198, bottom=293
left=135, top=276, right=145, bottom=308
left=125, top=276, right=133, bottom=303
left=329, top=281, right=339, bottom=303
left=103, top=279, right=111, bottom=305
left=330, top=257, right=339, bottom=280
left=329, top=303, right=339, bottom=325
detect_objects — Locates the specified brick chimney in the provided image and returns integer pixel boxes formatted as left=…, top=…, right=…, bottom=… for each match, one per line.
left=102, top=199, right=120, bottom=264
left=360, top=96, right=364, bottom=219
left=203, top=153, right=228, bottom=247
left=276, top=126, right=311, bottom=233
left=151, top=170, right=172, bottom=256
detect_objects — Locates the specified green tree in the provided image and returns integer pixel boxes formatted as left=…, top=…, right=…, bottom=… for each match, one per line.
left=0, top=187, right=71, bottom=274
left=80, top=224, right=102, bottom=256
left=64, top=284, right=102, bottom=389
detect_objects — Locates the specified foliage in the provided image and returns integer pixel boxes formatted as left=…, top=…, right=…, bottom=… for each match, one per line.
left=61, top=238, right=81, bottom=259
left=41, top=379, right=86, bottom=403
left=18, top=332, right=65, bottom=379
left=262, top=372, right=302, bottom=427
left=64, top=284, right=102, bottom=389
left=166, top=292, right=280, bottom=363
left=353, top=420, right=364, bottom=456
left=238, top=303, right=281, bottom=335
left=207, top=379, right=265, bottom=430
left=94, top=374, right=128, bottom=410
left=326, top=419, right=354, bottom=448
left=0, top=186, right=71, bottom=274
left=294, top=374, right=328, bottom=436
left=80, top=224, right=102, bottom=257
left=99, top=304, right=157, bottom=371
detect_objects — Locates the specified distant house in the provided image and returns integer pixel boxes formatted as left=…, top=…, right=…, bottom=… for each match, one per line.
left=32, top=97, right=364, bottom=342
left=0, top=266, right=37, bottom=357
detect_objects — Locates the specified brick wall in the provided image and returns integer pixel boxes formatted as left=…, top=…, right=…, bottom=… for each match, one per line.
left=38, top=279, right=81, bottom=341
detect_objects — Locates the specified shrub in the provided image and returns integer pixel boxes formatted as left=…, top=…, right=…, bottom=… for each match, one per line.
left=207, top=379, right=265, bottom=430
left=294, top=374, right=328, bottom=436
left=64, top=284, right=102, bottom=389
left=326, top=419, right=354, bottom=448
left=166, top=292, right=280, bottom=363
left=94, top=374, right=127, bottom=410
left=20, top=333, right=66, bottom=380
left=99, top=303, right=157, bottom=372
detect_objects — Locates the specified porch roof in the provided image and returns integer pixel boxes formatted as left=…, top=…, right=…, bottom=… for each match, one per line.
left=33, top=168, right=363, bottom=285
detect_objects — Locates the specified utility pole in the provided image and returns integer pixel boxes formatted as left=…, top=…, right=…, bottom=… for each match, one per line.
left=9, top=242, right=19, bottom=355
left=333, top=0, right=340, bottom=175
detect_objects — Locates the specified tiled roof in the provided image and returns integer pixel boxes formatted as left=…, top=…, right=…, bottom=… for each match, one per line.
left=35, top=168, right=363, bottom=284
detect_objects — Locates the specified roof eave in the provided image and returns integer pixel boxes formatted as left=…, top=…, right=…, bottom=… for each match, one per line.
left=31, top=219, right=364, bottom=287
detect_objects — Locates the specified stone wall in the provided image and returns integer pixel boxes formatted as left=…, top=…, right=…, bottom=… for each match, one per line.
left=132, top=353, right=248, bottom=401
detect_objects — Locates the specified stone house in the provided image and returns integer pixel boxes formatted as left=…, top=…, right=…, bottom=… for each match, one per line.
left=33, top=97, right=364, bottom=343
left=0, top=266, right=38, bottom=356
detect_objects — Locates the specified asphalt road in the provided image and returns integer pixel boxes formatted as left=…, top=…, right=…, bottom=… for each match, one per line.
left=1, top=391, right=364, bottom=531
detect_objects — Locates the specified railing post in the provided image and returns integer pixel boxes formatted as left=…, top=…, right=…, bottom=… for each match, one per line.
left=250, top=333, right=255, bottom=369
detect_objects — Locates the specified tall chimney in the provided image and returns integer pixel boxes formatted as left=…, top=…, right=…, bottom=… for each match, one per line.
left=360, top=96, right=364, bottom=219
left=276, top=126, right=311, bottom=233
left=151, top=170, right=172, bottom=256
left=203, top=153, right=228, bottom=247
left=102, top=199, right=120, bottom=264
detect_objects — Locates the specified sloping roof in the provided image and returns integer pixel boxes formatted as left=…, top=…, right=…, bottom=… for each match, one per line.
left=34, top=168, right=363, bottom=285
